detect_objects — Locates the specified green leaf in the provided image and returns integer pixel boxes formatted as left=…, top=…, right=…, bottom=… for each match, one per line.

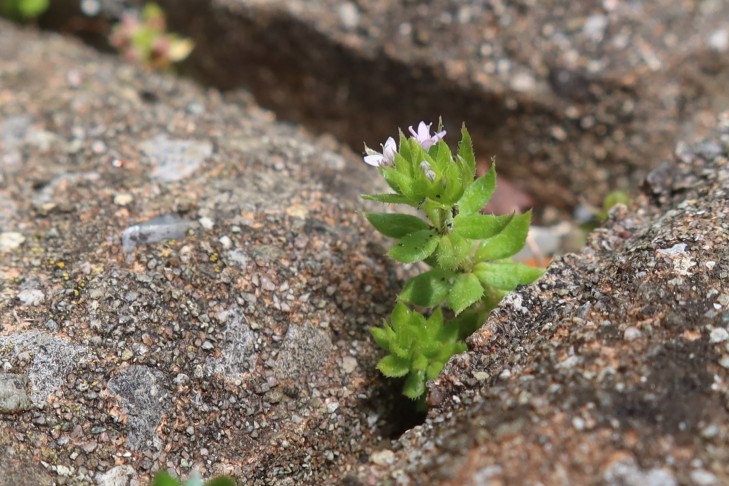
left=370, top=326, right=391, bottom=350
left=432, top=139, right=452, bottom=174
left=422, top=307, right=445, bottom=340
left=380, top=167, right=413, bottom=197
left=452, top=213, right=512, bottom=240
left=457, top=124, right=476, bottom=183
left=447, top=272, right=485, bottom=315
left=412, top=353, right=429, bottom=371
left=474, top=261, right=544, bottom=291
left=152, top=472, right=182, bottom=486
left=402, top=370, right=426, bottom=399
left=389, top=230, right=439, bottom=263
left=206, top=477, right=237, bottom=486
left=441, top=161, right=464, bottom=204
left=435, top=233, right=471, bottom=270
left=391, top=301, right=411, bottom=330
left=457, top=164, right=496, bottom=216
left=426, top=360, right=446, bottom=380
left=365, top=212, right=430, bottom=238
left=378, top=355, right=411, bottom=378
left=477, top=211, right=532, bottom=260
left=361, top=193, right=414, bottom=205
left=399, top=269, right=454, bottom=307
left=398, top=129, right=411, bottom=163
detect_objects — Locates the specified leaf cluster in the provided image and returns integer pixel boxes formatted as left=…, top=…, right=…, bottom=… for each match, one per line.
left=363, top=124, right=544, bottom=400
left=372, top=303, right=466, bottom=399
left=110, top=3, right=194, bottom=70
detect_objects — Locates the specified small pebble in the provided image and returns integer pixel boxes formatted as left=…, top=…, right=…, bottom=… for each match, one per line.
left=342, top=356, right=357, bottom=373
left=17, top=289, right=45, bottom=306
left=113, top=193, right=133, bottom=206
left=219, top=236, right=232, bottom=249
left=710, top=328, right=729, bottom=343
left=691, top=469, right=718, bottom=486
left=623, top=326, right=643, bottom=341
left=199, top=217, right=214, bottom=230
left=0, top=232, right=25, bottom=251
left=370, top=449, right=395, bottom=466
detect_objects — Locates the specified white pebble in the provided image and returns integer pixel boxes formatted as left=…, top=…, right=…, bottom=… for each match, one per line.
left=710, top=328, right=729, bottom=343
left=17, top=289, right=45, bottom=306
left=219, top=235, right=233, bottom=250
left=370, top=449, right=395, bottom=466
left=199, top=217, right=214, bottom=230
left=0, top=231, right=25, bottom=251
left=623, top=326, right=643, bottom=341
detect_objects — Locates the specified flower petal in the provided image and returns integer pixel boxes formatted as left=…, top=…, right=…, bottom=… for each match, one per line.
left=364, top=154, right=384, bottom=166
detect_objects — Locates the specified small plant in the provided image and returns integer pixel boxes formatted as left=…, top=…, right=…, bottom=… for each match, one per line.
left=151, top=471, right=236, bottom=486
left=362, top=121, right=543, bottom=400
left=580, top=189, right=630, bottom=232
left=110, top=3, right=194, bottom=70
left=1, top=0, right=48, bottom=21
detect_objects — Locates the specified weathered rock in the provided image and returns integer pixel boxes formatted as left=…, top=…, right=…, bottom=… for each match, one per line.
left=58, top=0, right=728, bottom=209
left=2, top=9, right=728, bottom=486
left=354, top=116, right=729, bottom=484
left=0, top=373, right=32, bottom=413
left=0, top=331, right=88, bottom=406
left=0, top=19, right=396, bottom=485
left=106, top=365, right=170, bottom=450
left=96, top=465, right=140, bottom=486
left=0, top=438, right=53, bottom=486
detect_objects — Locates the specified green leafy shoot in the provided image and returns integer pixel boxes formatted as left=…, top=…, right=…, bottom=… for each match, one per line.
left=361, top=122, right=544, bottom=400
left=109, top=3, right=194, bottom=70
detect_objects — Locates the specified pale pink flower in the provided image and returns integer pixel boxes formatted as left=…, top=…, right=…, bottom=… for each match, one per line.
left=408, top=121, right=446, bottom=150
left=364, top=137, right=397, bottom=167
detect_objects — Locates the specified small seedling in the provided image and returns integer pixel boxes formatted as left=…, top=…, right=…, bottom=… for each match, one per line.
left=580, top=189, right=630, bottom=232
left=362, top=122, right=543, bottom=400
left=1, top=0, right=48, bottom=21
left=110, top=3, right=194, bottom=70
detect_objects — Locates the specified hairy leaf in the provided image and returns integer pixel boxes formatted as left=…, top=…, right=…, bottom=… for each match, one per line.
left=452, top=213, right=512, bottom=240
left=403, top=370, right=426, bottom=399
left=361, top=193, right=414, bottom=205
left=399, top=269, right=454, bottom=307
left=380, top=167, right=413, bottom=198
left=477, top=211, right=532, bottom=260
left=447, top=272, right=485, bottom=315
left=457, top=124, right=476, bottom=184
left=370, top=325, right=392, bottom=351
left=366, top=212, right=430, bottom=238
left=474, top=261, right=544, bottom=291
left=435, top=233, right=471, bottom=270
left=378, top=355, right=411, bottom=378
left=458, top=164, right=496, bottom=215
left=389, top=230, right=439, bottom=263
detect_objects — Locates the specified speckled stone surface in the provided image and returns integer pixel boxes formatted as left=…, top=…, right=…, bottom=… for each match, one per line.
left=2, top=12, right=729, bottom=486
left=0, top=20, right=401, bottom=485
left=355, top=114, right=729, bottom=484
left=143, top=0, right=729, bottom=210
